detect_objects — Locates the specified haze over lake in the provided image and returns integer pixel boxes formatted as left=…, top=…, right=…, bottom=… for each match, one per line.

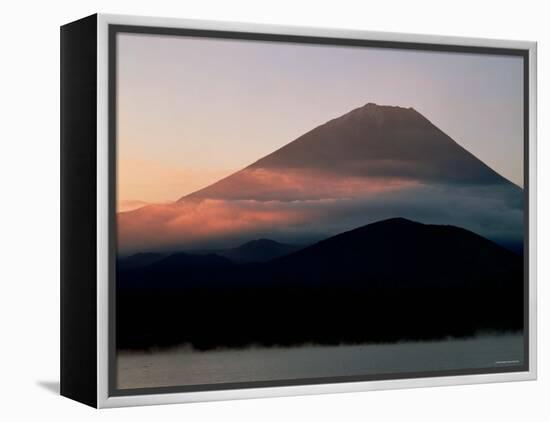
left=118, top=334, right=523, bottom=389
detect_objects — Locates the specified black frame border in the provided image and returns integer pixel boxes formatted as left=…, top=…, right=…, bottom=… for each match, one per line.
left=107, top=24, right=530, bottom=398
left=60, top=14, right=98, bottom=408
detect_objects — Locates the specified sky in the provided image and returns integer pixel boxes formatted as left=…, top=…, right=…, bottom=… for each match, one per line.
left=117, top=32, right=524, bottom=205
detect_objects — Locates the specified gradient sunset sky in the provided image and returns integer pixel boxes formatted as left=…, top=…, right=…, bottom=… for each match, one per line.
left=117, top=32, right=524, bottom=205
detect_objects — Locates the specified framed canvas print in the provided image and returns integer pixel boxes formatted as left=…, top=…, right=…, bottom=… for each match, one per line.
left=60, top=14, right=537, bottom=408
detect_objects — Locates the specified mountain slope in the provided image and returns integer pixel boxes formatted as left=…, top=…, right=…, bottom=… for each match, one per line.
left=182, top=103, right=516, bottom=202
left=118, top=103, right=523, bottom=253
left=269, top=217, right=521, bottom=288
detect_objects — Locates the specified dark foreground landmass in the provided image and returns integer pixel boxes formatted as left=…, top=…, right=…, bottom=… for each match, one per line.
left=116, top=218, right=524, bottom=351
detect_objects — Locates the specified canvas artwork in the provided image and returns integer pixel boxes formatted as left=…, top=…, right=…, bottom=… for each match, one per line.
left=113, top=31, right=527, bottom=393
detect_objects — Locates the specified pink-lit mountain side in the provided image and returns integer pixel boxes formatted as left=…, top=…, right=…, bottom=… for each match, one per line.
left=183, top=103, right=511, bottom=202
left=118, top=103, right=522, bottom=253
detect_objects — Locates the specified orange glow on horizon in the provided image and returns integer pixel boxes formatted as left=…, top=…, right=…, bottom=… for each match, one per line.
left=116, top=170, right=422, bottom=253
left=117, top=198, right=311, bottom=252
left=188, top=167, right=422, bottom=202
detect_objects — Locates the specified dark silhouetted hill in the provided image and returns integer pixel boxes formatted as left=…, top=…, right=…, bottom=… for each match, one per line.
left=117, top=252, right=165, bottom=271
left=269, top=217, right=521, bottom=289
left=117, top=218, right=524, bottom=350
left=117, top=252, right=235, bottom=290
left=219, top=239, right=303, bottom=263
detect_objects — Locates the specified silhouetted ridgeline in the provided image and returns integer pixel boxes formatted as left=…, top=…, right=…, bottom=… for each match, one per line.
left=116, top=218, right=524, bottom=350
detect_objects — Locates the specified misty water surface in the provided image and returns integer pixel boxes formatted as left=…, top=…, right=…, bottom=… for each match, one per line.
left=117, top=334, right=523, bottom=389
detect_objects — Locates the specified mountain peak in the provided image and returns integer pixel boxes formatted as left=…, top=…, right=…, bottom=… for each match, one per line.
left=352, top=102, right=396, bottom=112
left=240, top=238, right=281, bottom=247
left=341, top=102, right=422, bottom=125
left=181, top=101, right=513, bottom=204
left=361, top=102, right=409, bottom=109
left=357, top=102, right=415, bottom=112
left=371, top=217, right=420, bottom=226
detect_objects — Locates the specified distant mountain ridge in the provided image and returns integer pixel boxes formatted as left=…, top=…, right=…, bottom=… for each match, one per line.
left=117, top=252, right=165, bottom=271
left=118, top=239, right=304, bottom=269
left=119, top=218, right=521, bottom=290
left=218, top=239, right=303, bottom=263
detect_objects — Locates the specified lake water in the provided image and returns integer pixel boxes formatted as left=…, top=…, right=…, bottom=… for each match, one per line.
left=117, top=334, right=523, bottom=390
